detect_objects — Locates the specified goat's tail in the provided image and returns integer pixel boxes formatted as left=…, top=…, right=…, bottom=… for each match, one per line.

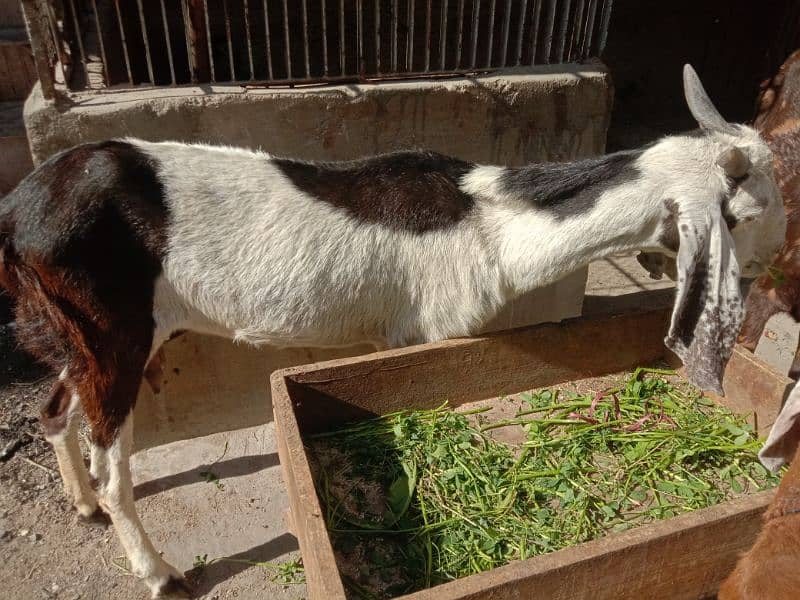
left=0, top=234, right=90, bottom=372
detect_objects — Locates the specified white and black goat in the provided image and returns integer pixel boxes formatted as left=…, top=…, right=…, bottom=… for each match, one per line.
left=0, top=65, right=786, bottom=596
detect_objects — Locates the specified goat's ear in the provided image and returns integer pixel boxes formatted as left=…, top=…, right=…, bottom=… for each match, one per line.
left=760, top=382, right=800, bottom=471
left=683, top=65, right=739, bottom=136
left=664, top=202, right=744, bottom=395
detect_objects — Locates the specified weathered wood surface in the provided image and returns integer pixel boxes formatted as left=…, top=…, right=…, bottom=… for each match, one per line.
left=403, top=491, right=773, bottom=600
left=283, top=309, right=672, bottom=434
left=271, top=308, right=786, bottom=600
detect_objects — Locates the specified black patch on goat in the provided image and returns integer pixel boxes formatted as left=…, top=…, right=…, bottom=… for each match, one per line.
left=5, top=140, right=168, bottom=271
left=273, top=151, right=475, bottom=233
left=498, top=149, right=643, bottom=218
left=0, top=141, right=169, bottom=446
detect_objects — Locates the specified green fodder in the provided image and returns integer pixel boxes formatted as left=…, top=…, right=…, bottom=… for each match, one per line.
left=307, top=368, right=781, bottom=598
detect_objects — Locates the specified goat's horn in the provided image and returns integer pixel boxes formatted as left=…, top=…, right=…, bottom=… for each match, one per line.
left=716, top=147, right=751, bottom=178
left=683, top=64, right=739, bottom=135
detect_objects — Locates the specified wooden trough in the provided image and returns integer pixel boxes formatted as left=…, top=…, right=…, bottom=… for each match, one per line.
left=270, top=308, right=794, bottom=600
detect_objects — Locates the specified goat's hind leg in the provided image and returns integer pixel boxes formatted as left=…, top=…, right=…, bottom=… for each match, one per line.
left=40, top=371, right=98, bottom=520
left=82, top=353, right=190, bottom=598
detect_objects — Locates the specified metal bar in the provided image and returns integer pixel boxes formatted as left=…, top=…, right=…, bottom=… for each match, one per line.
left=20, top=0, right=56, bottom=98
left=113, top=0, right=133, bottom=84
left=339, top=0, right=345, bottom=75
left=469, top=0, right=480, bottom=68
left=263, top=0, right=274, bottom=79
left=391, top=0, right=398, bottom=72
left=424, top=0, right=431, bottom=71
left=159, top=0, right=176, bottom=84
left=244, top=0, right=255, bottom=79
left=543, top=0, right=556, bottom=63
left=68, top=0, right=92, bottom=86
left=455, top=0, right=465, bottom=68
left=357, top=0, right=363, bottom=74
left=90, top=0, right=110, bottom=86
left=582, top=0, right=599, bottom=58
left=439, top=0, right=447, bottom=71
left=515, top=0, right=528, bottom=65
left=374, top=0, right=380, bottom=73
left=499, top=0, right=512, bottom=65
left=406, top=0, right=414, bottom=71
left=321, top=0, right=329, bottom=76
left=302, top=0, right=310, bottom=77
left=180, top=0, right=196, bottom=82
left=556, top=0, right=571, bottom=63
left=223, top=0, right=235, bottom=80
left=135, top=0, right=155, bottom=84
left=44, top=1, right=70, bottom=86
left=203, top=0, right=216, bottom=81
left=598, top=0, right=613, bottom=55
left=529, top=0, right=542, bottom=64
left=485, top=0, right=496, bottom=68
left=570, top=0, right=585, bottom=62
left=283, top=0, right=292, bottom=79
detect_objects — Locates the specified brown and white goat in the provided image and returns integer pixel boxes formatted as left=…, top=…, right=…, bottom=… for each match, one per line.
left=738, top=50, right=800, bottom=374
left=718, top=381, right=800, bottom=600
left=0, top=66, right=785, bottom=597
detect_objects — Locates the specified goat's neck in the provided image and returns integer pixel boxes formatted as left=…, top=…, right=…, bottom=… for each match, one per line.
left=479, top=179, right=663, bottom=297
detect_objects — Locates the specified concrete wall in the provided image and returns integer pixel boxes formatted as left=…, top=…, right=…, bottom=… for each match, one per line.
left=23, top=62, right=613, bottom=449
left=26, top=63, right=611, bottom=164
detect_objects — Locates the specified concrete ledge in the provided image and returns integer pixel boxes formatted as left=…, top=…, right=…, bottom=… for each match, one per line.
left=25, top=62, right=612, bottom=165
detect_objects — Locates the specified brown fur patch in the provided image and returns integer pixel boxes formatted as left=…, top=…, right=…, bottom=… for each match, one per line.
left=740, top=50, right=800, bottom=349
left=40, top=380, right=72, bottom=437
left=9, top=260, right=154, bottom=448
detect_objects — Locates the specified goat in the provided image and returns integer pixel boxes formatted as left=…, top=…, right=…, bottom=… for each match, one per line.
left=718, top=380, right=800, bottom=599
left=0, top=65, right=785, bottom=597
left=737, top=50, right=800, bottom=375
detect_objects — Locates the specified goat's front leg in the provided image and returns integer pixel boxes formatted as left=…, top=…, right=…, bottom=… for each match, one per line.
left=80, top=344, right=189, bottom=598
left=40, top=371, right=98, bottom=519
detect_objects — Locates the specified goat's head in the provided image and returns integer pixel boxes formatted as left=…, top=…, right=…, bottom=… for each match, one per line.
left=640, top=65, right=786, bottom=394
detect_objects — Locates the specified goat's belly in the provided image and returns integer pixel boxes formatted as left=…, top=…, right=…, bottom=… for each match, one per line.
left=153, top=273, right=389, bottom=348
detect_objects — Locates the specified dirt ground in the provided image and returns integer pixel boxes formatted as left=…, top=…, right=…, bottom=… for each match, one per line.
left=0, top=322, right=160, bottom=600
left=0, top=322, right=304, bottom=600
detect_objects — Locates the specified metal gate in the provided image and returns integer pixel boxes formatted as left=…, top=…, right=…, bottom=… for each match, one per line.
left=22, top=0, right=613, bottom=96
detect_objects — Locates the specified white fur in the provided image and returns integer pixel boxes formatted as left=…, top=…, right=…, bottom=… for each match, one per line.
left=127, top=126, right=783, bottom=357
left=46, top=371, right=97, bottom=518
left=90, top=414, right=182, bottom=597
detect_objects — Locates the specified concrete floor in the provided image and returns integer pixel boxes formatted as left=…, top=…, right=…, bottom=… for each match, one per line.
left=119, top=252, right=675, bottom=599
left=131, top=424, right=302, bottom=600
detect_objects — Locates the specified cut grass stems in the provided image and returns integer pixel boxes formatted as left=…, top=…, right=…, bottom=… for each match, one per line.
left=307, top=368, right=783, bottom=598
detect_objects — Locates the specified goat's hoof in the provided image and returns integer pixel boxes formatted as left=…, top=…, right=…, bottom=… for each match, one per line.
left=76, top=506, right=110, bottom=528
left=153, top=575, right=193, bottom=598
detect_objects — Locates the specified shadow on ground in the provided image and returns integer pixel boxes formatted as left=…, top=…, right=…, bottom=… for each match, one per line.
left=185, top=532, right=300, bottom=596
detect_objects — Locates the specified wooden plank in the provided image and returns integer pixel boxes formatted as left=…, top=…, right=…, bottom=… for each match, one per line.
left=284, top=309, right=671, bottom=433
left=272, top=308, right=787, bottom=600
left=713, top=346, right=794, bottom=436
left=401, top=491, right=773, bottom=600
left=271, top=371, right=348, bottom=600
